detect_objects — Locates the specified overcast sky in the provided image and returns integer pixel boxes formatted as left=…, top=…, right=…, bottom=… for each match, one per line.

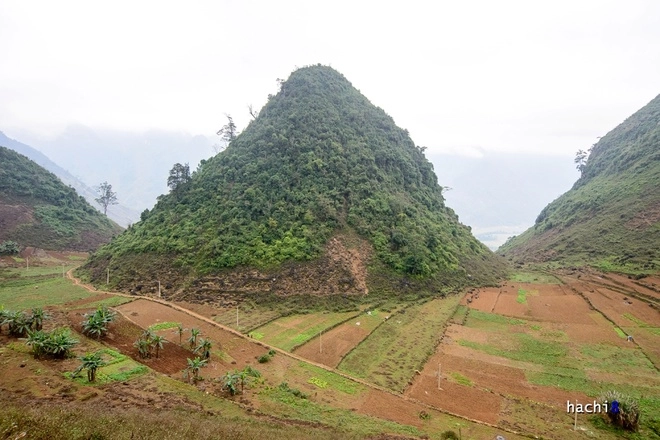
left=1, top=0, right=659, bottom=158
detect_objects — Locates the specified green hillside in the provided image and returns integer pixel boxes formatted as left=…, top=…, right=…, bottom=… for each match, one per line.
left=0, top=146, right=122, bottom=251
left=499, top=94, right=660, bottom=274
left=82, top=65, right=504, bottom=297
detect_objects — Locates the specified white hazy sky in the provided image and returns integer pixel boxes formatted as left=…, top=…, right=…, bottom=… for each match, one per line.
left=1, top=0, right=659, bottom=157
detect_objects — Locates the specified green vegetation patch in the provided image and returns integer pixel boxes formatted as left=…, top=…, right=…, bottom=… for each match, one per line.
left=339, top=296, right=459, bottom=392
left=613, top=326, right=628, bottom=338
left=510, top=272, right=561, bottom=284
left=260, top=387, right=422, bottom=437
left=458, top=333, right=568, bottom=367
left=308, top=377, right=328, bottom=389
left=66, top=349, right=147, bottom=384
left=464, top=309, right=527, bottom=328
left=254, top=310, right=360, bottom=351
left=579, top=343, right=656, bottom=373
left=516, top=289, right=528, bottom=304
left=298, top=363, right=361, bottom=395
left=149, top=321, right=181, bottom=331
left=450, top=372, right=473, bottom=387
left=0, top=276, right=94, bottom=310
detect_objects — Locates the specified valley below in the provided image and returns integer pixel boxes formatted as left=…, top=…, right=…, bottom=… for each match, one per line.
left=1, top=252, right=658, bottom=439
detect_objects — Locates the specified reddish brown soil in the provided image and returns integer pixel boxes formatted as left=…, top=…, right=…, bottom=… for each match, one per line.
left=293, top=321, right=370, bottom=368
left=462, top=287, right=500, bottom=312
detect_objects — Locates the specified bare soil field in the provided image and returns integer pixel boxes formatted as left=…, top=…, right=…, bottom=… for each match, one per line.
left=293, top=311, right=384, bottom=367
left=294, top=319, right=371, bottom=367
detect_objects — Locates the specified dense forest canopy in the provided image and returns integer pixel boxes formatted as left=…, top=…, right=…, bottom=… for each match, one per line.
left=85, top=65, right=503, bottom=291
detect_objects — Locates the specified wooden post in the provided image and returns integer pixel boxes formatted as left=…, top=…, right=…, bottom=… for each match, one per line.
left=26, top=256, right=29, bottom=271
left=62, top=263, right=65, bottom=278
left=158, top=280, right=161, bottom=298
left=236, top=305, right=239, bottom=329
left=574, top=399, right=578, bottom=430
left=106, top=267, right=109, bottom=285
left=319, top=330, right=323, bottom=353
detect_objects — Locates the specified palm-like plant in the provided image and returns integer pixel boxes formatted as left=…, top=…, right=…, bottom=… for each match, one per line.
left=222, top=371, right=241, bottom=395
left=6, top=311, right=32, bottom=337
left=30, top=307, right=49, bottom=331
left=183, top=357, right=207, bottom=383
left=194, top=338, right=212, bottom=360
left=174, top=323, right=185, bottom=345
left=73, top=352, right=106, bottom=382
left=26, top=330, right=48, bottom=358
left=44, top=328, right=78, bottom=358
left=134, top=337, right=152, bottom=359
left=81, top=306, right=116, bottom=339
left=151, top=335, right=166, bottom=358
left=188, top=328, right=201, bottom=349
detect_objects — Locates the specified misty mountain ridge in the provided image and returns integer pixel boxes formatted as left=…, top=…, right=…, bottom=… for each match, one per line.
left=0, top=146, right=122, bottom=250
left=0, top=131, right=140, bottom=226
left=8, top=126, right=215, bottom=216
left=428, top=152, right=577, bottom=249
left=500, top=93, right=660, bottom=274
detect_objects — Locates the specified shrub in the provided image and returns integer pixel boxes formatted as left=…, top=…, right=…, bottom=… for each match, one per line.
left=599, top=390, right=640, bottom=432
left=0, top=240, right=20, bottom=255
left=440, top=431, right=459, bottom=440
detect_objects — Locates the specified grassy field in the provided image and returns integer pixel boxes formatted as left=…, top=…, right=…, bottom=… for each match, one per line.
left=252, top=310, right=360, bottom=351
left=0, top=274, right=95, bottom=310
left=338, top=295, right=461, bottom=392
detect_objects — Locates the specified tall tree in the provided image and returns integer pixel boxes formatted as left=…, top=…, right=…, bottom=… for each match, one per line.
left=167, top=163, right=191, bottom=192
left=216, top=114, right=239, bottom=145
left=574, top=147, right=592, bottom=176
left=94, top=181, right=118, bottom=215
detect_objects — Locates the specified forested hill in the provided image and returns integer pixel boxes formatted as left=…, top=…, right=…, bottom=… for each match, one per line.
left=499, top=94, right=660, bottom=274
left=0, top=146, right=122, bottom=250
left=82, top=65, right=505, bottom=297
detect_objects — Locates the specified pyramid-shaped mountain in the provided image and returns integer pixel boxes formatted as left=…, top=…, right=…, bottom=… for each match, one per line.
left=0, top=146, right=122, bottom=250
left=500, top=94, right=660, bottom=273
left=83, top=65, right=504, bottom=297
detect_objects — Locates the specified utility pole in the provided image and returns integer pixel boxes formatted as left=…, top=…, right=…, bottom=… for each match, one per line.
left=319, top=330, right=323, bottom=353
left=26, top=256, right=29, bottom=271
left=106, top=267, right=109, bottom=285
left=437, top=362, right=443, bottom=390
left=158, top=280, right=161, bottom=298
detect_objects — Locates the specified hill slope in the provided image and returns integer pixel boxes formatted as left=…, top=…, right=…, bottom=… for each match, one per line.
left=499, top=94, right=660, bottom=273
left=82, top=65, right=504, bottom=297
left=0, top=146, right=122, bottom=250
left=0, top=131, right=140, bottom=226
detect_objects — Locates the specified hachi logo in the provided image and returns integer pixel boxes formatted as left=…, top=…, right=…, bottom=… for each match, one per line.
left=566, top=400, right=619, bottom=414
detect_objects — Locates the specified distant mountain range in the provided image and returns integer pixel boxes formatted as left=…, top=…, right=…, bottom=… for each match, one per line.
left=0, top=131, right=140, bottom=227
left=10, top=126, right=214, bottom=217
left=0, top=146, right=122, bottom=250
